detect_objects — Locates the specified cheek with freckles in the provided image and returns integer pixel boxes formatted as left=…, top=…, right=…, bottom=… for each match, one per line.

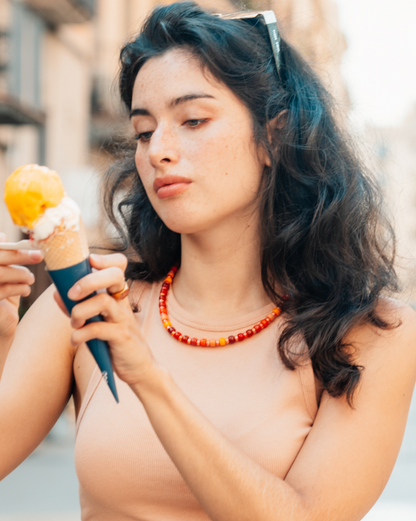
left=189, top=119, right=261, bottom=192
left=135, top=133, right=263, bottom=234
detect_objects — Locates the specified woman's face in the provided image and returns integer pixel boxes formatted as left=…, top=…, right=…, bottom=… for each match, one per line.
left=131, top=48, right=269, bottom=235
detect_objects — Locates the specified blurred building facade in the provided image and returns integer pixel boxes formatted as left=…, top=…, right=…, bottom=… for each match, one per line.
left=0, top=0, right=348, bottom=304
left=363, top=107, right=416, bottom=305
left=0, top=0, right=95, bottom=241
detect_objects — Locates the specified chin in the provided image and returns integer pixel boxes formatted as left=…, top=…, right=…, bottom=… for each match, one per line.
left=151, top=200, right=204, bottom=235
left=156, top=208, right=212, bottom=235
left=162, top=218, right=202, bottom=235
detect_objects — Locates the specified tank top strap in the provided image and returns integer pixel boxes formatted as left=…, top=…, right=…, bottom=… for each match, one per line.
left=297, top=358, right=318, bottom=421
left=76, top=365, right=102, bottom=436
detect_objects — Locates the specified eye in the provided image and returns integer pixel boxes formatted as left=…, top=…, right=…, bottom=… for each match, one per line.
left=134, top=119, right=208, bottom=142
left=185, top=119, right=208, bottom=128
left=134, top=131, right=154, bottom=142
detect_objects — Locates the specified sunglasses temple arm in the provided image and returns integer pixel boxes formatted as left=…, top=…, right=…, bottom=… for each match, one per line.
left=265, top=21, right=282, bottom=77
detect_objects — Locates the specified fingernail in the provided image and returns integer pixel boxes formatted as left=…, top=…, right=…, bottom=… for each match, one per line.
left=29, top=250, right=43, bottom=260
left=69, top=284, right=81, bottom=299
left=0, top=232, right=6, bottom=241
left=90, top=253, right=100, bottom=262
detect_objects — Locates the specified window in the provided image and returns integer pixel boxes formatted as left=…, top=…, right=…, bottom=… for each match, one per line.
left=8, top=2, right=44, bottom=109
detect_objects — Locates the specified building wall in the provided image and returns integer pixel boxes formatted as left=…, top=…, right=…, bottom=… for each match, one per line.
left=44, top=26, right=92, bottom=172
left=0, top=1, right=95, bottom=241
left=0, top=125, right=38, bottom=242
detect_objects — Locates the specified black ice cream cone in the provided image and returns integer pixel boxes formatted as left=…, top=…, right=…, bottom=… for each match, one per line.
left=48, top=258, right=119, bottom=402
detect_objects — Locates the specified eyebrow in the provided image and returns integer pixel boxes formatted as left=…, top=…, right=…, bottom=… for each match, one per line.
left=129, top=93, right=216, bottom=119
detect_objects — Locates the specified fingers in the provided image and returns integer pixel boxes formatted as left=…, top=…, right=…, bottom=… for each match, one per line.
left=70, top=319, right=131, bottom=347
left=0, top=265, right=36, bottom=301
left=0, top=265, right=35, bottom=285
left=89, top=253, right=128, bottom=272
left=0, top=248, right=43, bottom=266
left=68, top=254, right=127, bottom=301
left=70, top=293, right=133, bottom=346
left=0, top=283, right=32, bottom=300
left=61, top=253, right=130, bottom=346
left=67, top=266, right=125, bottom=301
left=70, top=292, right=126, bottom=329
left=0, top=234, right=43, bottom=303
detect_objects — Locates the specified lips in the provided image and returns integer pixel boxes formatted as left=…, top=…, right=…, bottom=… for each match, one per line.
left=153, top=175, right=192, bottom=199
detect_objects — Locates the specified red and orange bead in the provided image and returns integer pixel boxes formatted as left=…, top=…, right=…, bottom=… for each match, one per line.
left=159, top=267, right=282, bottom=347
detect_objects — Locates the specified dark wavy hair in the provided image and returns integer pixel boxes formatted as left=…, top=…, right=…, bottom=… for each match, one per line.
left=104, top=1, right=399, bottom=404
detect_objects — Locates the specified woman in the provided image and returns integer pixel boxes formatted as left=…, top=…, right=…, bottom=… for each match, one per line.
left=1, top=2, right=415, bottom=520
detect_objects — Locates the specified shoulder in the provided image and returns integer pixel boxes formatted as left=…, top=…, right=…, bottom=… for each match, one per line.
left=348, top=297, right=416, bottom=362
left=345, top=297, right=416, bottom=404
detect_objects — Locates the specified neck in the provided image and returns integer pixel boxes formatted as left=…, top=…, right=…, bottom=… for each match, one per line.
left=172, top=213, right=271, bottom=320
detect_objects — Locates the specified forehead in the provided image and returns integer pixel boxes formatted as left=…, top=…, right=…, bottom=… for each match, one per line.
left=132, top=48, right=230, bottom=107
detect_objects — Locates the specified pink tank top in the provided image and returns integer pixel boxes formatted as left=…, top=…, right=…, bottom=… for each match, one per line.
left=75, top=281, right=318, bottom=520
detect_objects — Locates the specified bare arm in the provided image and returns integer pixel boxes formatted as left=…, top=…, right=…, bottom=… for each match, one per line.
left=68, top=254, right=416, bottom=521
left=0, top=284, right=75, bottom=480
left=131, top=304, right=416, bottom=521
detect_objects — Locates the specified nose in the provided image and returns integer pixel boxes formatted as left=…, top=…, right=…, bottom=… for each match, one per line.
left=148, top=124, right=180, bottom=168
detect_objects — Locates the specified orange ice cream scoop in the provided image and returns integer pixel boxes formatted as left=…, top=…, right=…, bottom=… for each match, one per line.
left=4, top=164, right=65, bottom=229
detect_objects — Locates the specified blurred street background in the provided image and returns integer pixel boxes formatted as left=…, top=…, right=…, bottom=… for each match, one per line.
left=0, top=0, right=415, bottom=519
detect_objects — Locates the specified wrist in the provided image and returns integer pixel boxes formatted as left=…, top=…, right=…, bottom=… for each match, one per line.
left=129, top=362, right=173, bottom=402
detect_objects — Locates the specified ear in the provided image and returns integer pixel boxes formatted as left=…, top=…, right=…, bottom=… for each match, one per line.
left=274, top=109, right=289, bottom=130
left=267, top=109, right=288, bottom=138
left=258, top=143, right=272, bottom=167
left=261, top=110, right=289, bottom=166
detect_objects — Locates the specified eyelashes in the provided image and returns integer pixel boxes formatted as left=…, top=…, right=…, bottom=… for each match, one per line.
left=186, top=118, right=209, bottom=128
left=134, top=119, right=209, bottom=143
left=134, top=131, right=153, bottom=142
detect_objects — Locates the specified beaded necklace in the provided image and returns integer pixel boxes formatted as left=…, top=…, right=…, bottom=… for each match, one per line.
left=159, top=266, right=282, bottom=347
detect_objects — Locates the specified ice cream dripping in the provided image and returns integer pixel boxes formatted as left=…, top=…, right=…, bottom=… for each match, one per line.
left=31, top=197, right=81, bottom=242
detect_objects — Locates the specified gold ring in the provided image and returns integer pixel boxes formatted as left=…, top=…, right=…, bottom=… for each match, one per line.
left=108, top=280, right=130, bottom=301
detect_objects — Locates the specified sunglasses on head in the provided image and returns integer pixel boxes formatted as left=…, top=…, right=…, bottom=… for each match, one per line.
left=213, top=10, right=282, bottom=79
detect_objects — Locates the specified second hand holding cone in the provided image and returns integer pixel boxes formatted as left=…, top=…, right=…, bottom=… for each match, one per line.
left=4, top=164, right=119, bottom=402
